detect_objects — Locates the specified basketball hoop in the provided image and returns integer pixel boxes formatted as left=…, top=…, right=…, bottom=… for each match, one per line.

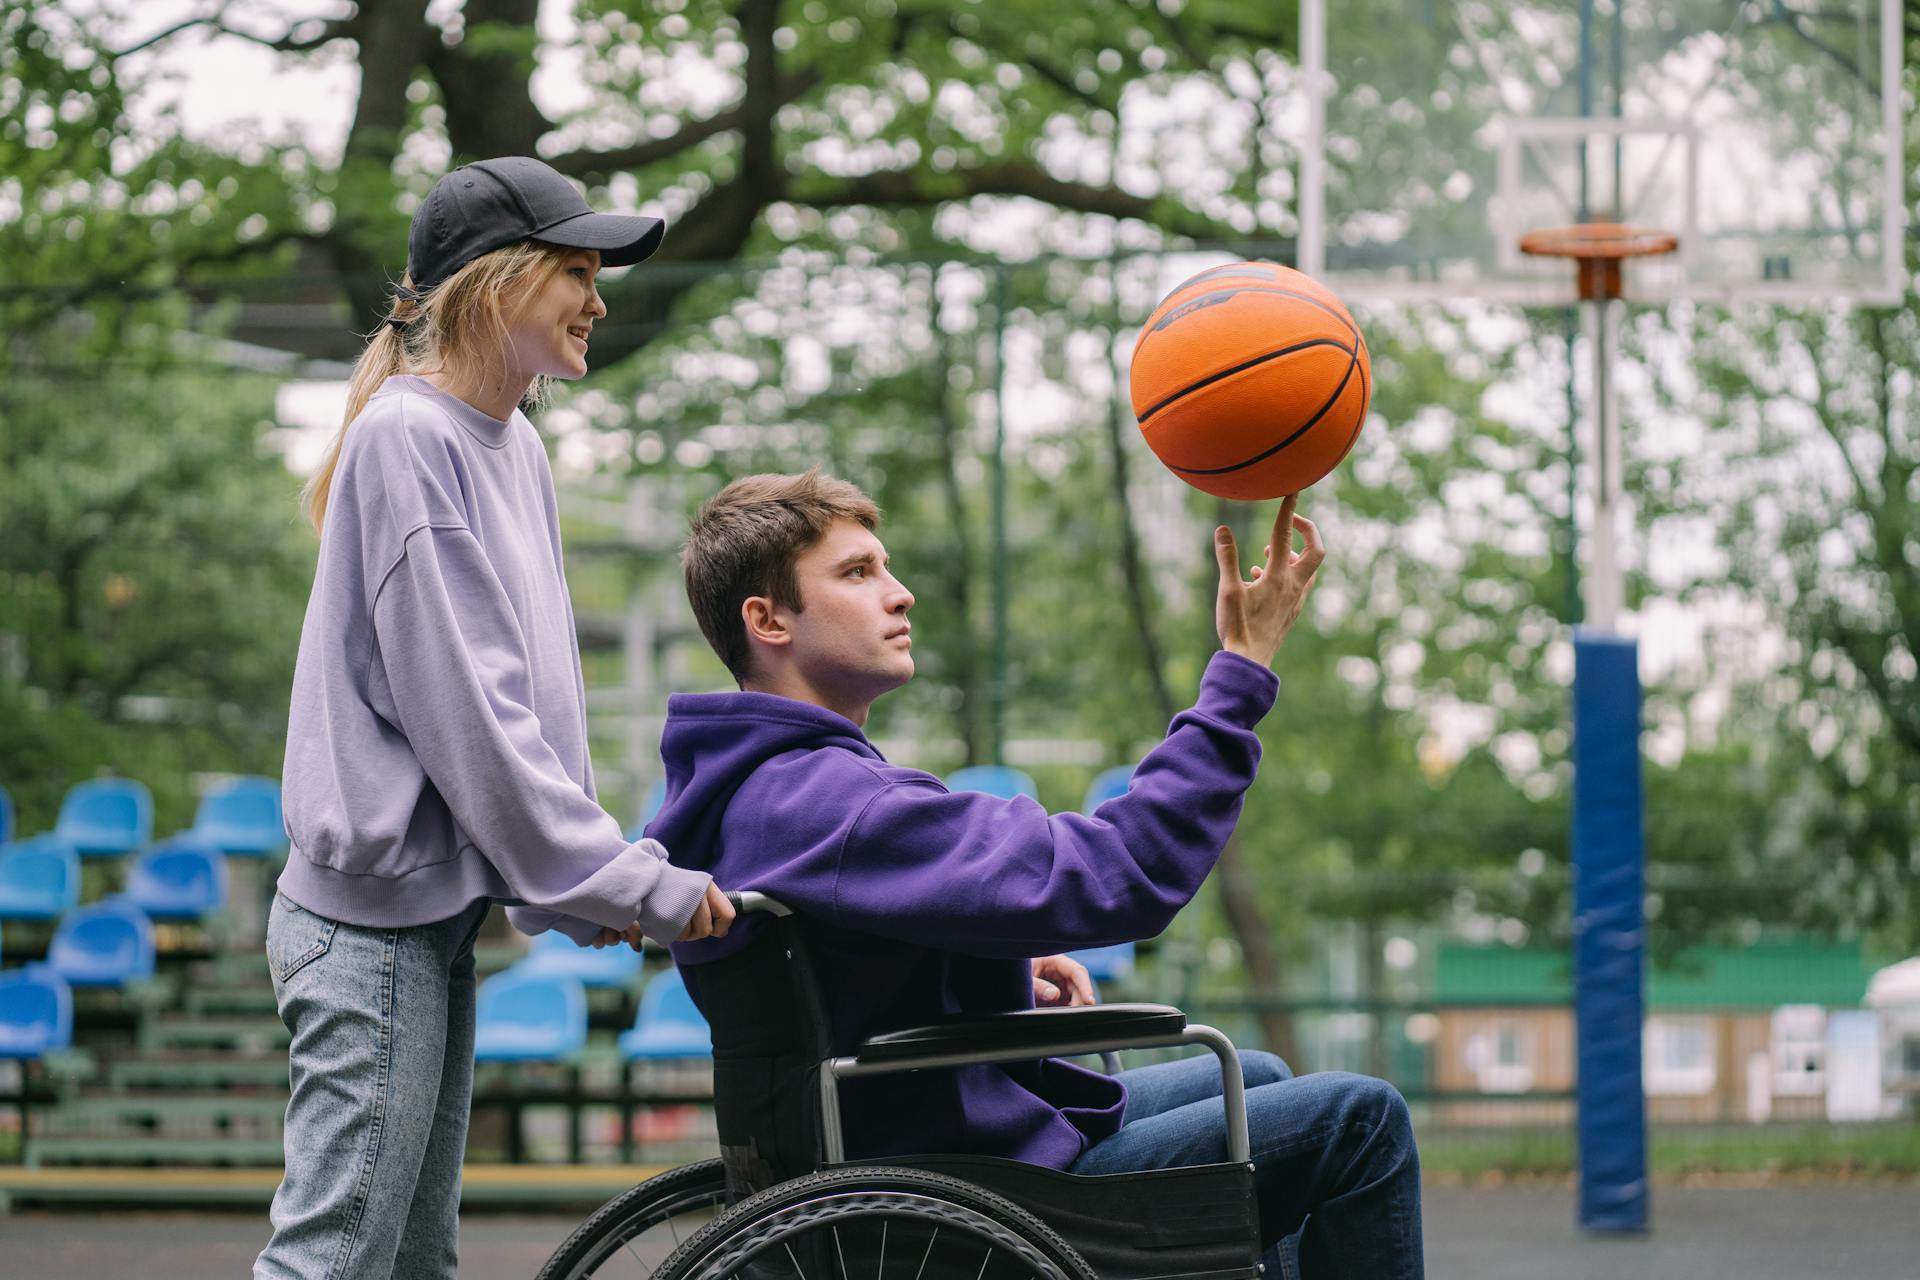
left=1518, top=223, right=1679, bottom=301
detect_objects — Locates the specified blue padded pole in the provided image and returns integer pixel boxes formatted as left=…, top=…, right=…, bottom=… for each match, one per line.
left=1571, top=630, right=1648, bottom=1232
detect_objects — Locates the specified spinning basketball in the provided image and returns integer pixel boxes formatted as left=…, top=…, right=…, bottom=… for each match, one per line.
left=1130, top=261, right=1371, bottom=501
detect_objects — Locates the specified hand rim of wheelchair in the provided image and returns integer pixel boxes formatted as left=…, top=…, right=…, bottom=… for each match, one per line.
left=536, top=1157, right=729, bottom=1280
left=652, top=1166, right=1098, bottom=1280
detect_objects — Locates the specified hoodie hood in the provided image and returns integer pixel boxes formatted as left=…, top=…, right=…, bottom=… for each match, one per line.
left=650, top=690, right=883, bottom=860
left=653, top=689, right=904, bottom=962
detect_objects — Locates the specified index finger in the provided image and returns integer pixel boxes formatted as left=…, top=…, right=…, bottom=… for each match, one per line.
left=1291, top=513, right=1324, bottom=562
left=1267, top=495, right=1299, bottom=568
left=1070, top=966, right=1097, bottom=1006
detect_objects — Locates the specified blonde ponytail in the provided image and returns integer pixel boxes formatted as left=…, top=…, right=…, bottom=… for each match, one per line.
left=301, top=242, right=576, bottom=535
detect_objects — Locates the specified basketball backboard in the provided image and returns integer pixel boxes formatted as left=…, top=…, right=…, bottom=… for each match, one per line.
left=1298, top=0, right=1905, bottom=305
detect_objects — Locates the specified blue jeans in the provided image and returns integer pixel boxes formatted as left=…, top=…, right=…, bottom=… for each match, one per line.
left=254, top=892, right=491, bottom=1280
left=1070, top=1051, right=1423, bottom=1280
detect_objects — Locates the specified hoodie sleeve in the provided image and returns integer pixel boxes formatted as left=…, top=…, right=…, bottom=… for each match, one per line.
left=822, top=650, right=1278, bottom=957
left=371, top=522, right=711, bottom=944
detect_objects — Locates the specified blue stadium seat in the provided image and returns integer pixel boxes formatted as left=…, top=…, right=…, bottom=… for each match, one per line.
left=521, top=928, right=644, bottom=988
left=189, top=775, right=285, bottom=857
left=0, top=836, right=82, bottom=921
left=623, top=778, right=669, bottom=843
left=46, top=900, right=156, bottom=987
left=472, top=968, right=587, bottom=1062
left=618, top=969, right=712, bottom=1060
left=53, top=777, right=153, bottom=857
left=0, top=967, right=74, bottom=1059
left=0, top=785, right=13, bottom=846
left=126, top=839, right=229, bottom=920
left=1083, top=764, right=1135, bottom=811
left=945, top=764, right=1039, bottom=801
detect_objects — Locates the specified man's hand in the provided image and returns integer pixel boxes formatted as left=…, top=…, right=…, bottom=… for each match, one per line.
left=1032, top=954, right=1096, bottom=1007
left=1215, top=494, right=1325, bottom=668
left=677, top=882, right=737, bottom=943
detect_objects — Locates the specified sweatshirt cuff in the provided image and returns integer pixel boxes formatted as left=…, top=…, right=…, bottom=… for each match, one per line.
left=635, top=860, right=713, bottom=946
left=1198, top=650, right=1281, bottom=726
left=504, top=906, right=603, bottom=946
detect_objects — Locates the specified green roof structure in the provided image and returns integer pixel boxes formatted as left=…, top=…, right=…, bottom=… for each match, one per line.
left=1435, top=942, right=1872, bottom=1010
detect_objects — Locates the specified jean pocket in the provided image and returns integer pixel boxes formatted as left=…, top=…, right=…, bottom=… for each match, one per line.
left=267, top=893, right=339, bottom=983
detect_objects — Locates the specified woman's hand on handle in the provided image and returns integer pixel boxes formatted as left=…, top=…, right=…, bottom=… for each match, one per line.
left=676, top=881, right=737, bottom=943
left=1214, top=494, right=1325, bottom=668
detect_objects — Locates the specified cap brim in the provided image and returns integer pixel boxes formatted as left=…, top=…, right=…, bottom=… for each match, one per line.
left=534, top=211, right=667, bottom=267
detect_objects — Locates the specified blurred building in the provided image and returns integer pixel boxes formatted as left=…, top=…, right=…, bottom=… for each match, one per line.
left=1431, top=942, right=1889, bottom=1125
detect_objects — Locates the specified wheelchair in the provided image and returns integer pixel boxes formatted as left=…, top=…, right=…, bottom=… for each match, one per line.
left=536, top=892, right=1264, bottom=1280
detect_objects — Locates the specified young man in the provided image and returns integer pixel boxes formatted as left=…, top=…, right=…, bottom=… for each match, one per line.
left=653, top=469, right=1423, bottom=1279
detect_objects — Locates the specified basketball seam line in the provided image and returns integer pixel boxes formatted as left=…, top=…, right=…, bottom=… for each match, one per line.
left=1136, top=337, right=1354, bottom=425
left=1150, top=286, right=1358, bottom=346
left=1152, top=285, right=1351, bottom=343
left=1168, top=341, right=1362, bottom=477
left=1331, top=346, right=1371, bottom=463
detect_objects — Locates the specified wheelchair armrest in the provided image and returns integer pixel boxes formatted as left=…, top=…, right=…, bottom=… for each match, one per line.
left=856, top=1002, right=1186, bottom=1063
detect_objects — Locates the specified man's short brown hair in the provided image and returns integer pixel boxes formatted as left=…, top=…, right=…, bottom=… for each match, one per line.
left=682, top=468, right=882, bottom=684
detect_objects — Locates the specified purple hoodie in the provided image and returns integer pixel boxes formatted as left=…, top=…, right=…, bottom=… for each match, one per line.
left=657, top=649, right=1279, bottom=1170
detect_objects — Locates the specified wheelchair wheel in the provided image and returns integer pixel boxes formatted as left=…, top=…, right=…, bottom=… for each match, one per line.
left=648, top=1166, right=1098, bottom=1280
left=537, top=1157, right=731, bottom=1280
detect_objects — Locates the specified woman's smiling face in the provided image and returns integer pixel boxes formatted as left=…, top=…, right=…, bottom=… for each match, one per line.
left=505, top=248, right=606, bottom=382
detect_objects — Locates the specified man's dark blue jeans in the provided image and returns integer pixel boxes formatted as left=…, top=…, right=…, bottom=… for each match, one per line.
left=1069, top=1051, right=1424, bottom=1280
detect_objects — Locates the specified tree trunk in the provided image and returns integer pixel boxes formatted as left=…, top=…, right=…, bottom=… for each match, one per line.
left=1363, top=917, right=1388, bottom=1081
left=330, top=0, right=437, bottom=326
left=1104, top=303, right=1176, bottom=727
left=431, top=0, right=551, bottom=159
left=1213, top=835, right=1302, bottom=1070
left=931, top=319, right=984, bottom=767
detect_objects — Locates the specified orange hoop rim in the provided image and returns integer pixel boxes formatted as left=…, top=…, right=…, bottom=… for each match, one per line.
left=1518, top=222, right=1679, bottom=261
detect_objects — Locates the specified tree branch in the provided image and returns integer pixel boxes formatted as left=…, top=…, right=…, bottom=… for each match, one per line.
left=114, top=9, right=359, bottom=59
left=549, top=68, right=823, bottom=182
left=787, top=161, right=1238, bottom=241
left=936, top=20, right=1117, bottom=114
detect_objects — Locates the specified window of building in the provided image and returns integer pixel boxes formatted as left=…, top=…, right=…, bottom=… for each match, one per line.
left=1464, top=1018, right=1536, bottom=1093
left=1644, top=1016, right=1716, bottom=1096
left=1771, top=1004, right=1826, bottom=1096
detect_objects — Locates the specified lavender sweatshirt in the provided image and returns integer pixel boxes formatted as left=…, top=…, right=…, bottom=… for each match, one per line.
left=661, top=650, right=1279, bottom=1169
left=277, top=375, right=710, bottom=944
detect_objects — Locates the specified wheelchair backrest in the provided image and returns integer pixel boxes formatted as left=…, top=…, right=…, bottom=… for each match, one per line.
left=684, top=914, right=835, bottom=1200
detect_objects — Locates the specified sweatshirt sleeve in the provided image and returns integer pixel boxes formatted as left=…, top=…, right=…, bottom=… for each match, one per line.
left=370, top=523, right=711, bottom=944
left=825, top=650, right=1279, bottom=957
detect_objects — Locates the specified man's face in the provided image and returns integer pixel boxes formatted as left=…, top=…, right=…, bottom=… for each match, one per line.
left=770, top=519, right=916, bottom=703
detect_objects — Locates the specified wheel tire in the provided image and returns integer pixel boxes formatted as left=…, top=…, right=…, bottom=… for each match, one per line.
left=537, top=1157, right=731, bottom=1280
left=649, top=1166, right=1098, bottom=1280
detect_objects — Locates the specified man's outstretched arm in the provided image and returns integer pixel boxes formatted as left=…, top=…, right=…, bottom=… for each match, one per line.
left=820, top=499, right=1326, bottom=956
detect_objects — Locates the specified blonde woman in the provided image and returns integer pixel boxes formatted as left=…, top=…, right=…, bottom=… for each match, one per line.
left=257, top=157, right=733, bottom=1280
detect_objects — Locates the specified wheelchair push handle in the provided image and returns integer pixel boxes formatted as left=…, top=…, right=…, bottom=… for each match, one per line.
left=725, top=889, right=793, bottom=918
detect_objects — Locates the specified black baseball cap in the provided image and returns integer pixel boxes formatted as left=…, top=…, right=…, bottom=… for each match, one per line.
left=405, top=156, right=666, bottom=294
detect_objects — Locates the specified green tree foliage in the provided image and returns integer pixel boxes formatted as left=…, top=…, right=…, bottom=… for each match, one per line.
left=4, top=0, right=1291, bottom=355
left=1634, top=293, right=1920, bottom=955
left=0, top=298, right=312, bottom=834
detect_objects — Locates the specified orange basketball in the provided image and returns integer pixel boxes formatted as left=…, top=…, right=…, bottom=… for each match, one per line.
left=1130, top=261, right=1371, bottom=501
